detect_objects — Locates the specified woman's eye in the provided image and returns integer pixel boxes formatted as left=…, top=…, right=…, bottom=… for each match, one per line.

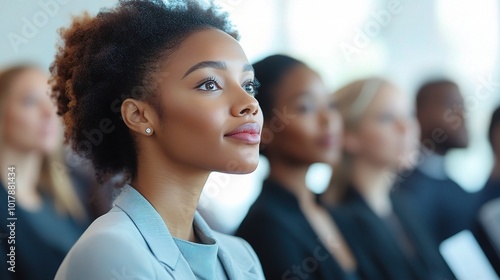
left=378, top=112, right=394, bottom=122
left=198, top=80, right=221, bottom=91
left=22, top=95, right=38, bottom=106
left=298, top=103, right=315, bottom=113
left=243, top=82, right=257, bottom=95
left=242, top=79, right=260, bottom=96
left=328, top=101, right=337, bottom=110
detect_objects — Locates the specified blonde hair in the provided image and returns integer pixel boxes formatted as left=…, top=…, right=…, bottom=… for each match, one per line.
left=0, top=65, right=86, bottom=221
left=323, top=77, right=393, bottom=204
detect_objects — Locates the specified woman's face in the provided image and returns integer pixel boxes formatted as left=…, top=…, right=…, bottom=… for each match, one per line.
left=263, top=65, right=342, bottom=165
left=348, top=85, right=414, bottom=168
left=149, top=28, right=263, bottom=174
left=3, top=69, right=61, bottom=153
left=400, top=115, right=421, bottom=170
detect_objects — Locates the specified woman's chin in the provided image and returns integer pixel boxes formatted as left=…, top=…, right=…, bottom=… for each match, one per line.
left=215, top=158, right=260, bottom=175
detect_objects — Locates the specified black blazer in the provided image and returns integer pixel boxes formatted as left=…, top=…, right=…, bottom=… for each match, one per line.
left=472, top=179, right=500, bottom=276
left=236, top=179, right=382, bottom=280
left=331, top=187, right=455, bottom=280
left=395, top=168, right=477, bottom=244
left=0, top=182, right=88, bottom=280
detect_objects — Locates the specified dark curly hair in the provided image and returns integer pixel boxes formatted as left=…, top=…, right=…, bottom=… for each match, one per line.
left=50, top=0, right=238, bottom=183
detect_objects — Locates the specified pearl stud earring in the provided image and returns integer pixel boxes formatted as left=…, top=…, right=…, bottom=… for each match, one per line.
left=145, top=128, right=152, bottom=134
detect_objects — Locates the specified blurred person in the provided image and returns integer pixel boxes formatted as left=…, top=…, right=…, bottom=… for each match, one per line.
left=476, top=105, right=500, bottom=207
left=322, top=78, right=454, bottom=280
left=394, top=79, right=477, bottom=244
left=472, top=105, right=500, bottom=275
left=65, top=151, right=115, bottom=219
left=0, top=65, right=89, bottom=280
left=237, top=55, right=382, bottom=280
left=50, top=0, right=265, bottom=279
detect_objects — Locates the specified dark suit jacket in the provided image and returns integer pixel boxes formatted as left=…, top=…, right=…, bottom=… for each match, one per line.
left=331, top=187, right=455, bottom=280
left=237, top=179, right=385, bottom=280
left=475, top=179, right=500, bottom=208
left=0, top=182, right=88, bottom=280
left=394, top=168, right=477, bottom=244
left=472, top=179, right=500, bottom=276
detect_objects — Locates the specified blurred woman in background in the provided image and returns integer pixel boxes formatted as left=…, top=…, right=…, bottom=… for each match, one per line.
left=0, top=65, right=89, bottom=280
left=237, top=55, right=382, bottom=280
left=472, top=105, right=500, bottom=275
left=322, top=78, right=454, bottom=280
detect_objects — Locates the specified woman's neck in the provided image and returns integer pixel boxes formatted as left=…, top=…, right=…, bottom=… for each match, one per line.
left=351, top=158, right=394, bottom=217
left=132, top=151, right=210, bottom=242
left=267, top=157, right=315, bottom=207
left=0, top=146, right=43, bottom=209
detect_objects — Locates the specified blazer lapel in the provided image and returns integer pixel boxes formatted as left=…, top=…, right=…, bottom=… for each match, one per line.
left=217, top=240, right=261, bottom=279
left=194, top=211, right=260, bottom=279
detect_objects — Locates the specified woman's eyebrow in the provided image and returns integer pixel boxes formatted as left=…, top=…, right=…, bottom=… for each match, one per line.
left=183, top=61, right=227, bottom=78
left=182, top=61, right=254, bottom=79
left=243, top=64, right=253, bottom=73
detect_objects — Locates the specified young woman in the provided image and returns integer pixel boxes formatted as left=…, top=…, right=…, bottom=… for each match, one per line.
left=50, top=0, right=264, bottom=279
left=0, top=65, right=88, bottom=280
left=236, top=55, right=382, bottom=280
left=322, top=78, right=454, bottom=280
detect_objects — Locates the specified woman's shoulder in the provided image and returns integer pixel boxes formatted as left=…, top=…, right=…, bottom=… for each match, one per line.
left=55, top=206, right=167, bottom=280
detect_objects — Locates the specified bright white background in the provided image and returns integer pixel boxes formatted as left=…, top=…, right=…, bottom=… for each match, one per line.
left=1, top=0, right=499, bottom=233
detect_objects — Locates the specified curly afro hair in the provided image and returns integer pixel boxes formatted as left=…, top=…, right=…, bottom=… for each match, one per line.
left=50, top=0, right=239, bottom=184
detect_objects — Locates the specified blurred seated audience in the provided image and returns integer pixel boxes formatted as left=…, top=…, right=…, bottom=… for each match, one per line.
left=475, top=105, right=500, bottom=209
left=394, top=79, right=477, bottom=244
left=472, top=105, right=500, bottom=275
left=0, top=65, right=90, bottom=280
left=322, top=78, right=455, bottom=280
left=237, top=55, right=383, bottom=280
left=64, top=151, right=114, bottom=219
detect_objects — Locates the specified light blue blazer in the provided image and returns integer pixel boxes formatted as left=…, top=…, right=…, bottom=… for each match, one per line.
left=55, top=185, right=265, bottom=279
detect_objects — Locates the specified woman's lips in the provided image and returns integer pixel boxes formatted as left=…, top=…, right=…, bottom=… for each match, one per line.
left=225, top=122, right=261, bottom=144
left=317, top=134, right=339, bottom=148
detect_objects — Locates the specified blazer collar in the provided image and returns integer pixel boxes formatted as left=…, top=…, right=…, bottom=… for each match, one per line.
left=113, top=184, right=181, bottom=270
left=193, top=211, right=257, bottom=279
left=113, top=185, right=257, bottom=278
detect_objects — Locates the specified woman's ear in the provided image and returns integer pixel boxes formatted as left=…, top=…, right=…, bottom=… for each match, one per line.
left=343, top=130, right=361, bottom=155
left=121, top=98, right=157, bottom=136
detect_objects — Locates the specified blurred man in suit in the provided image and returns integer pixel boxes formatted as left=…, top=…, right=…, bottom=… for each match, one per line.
left=473, top=105, right=500, bottom=275
left=477, top=105, right=500, bottom=206
left=395, top=79, right=477, bottom=244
